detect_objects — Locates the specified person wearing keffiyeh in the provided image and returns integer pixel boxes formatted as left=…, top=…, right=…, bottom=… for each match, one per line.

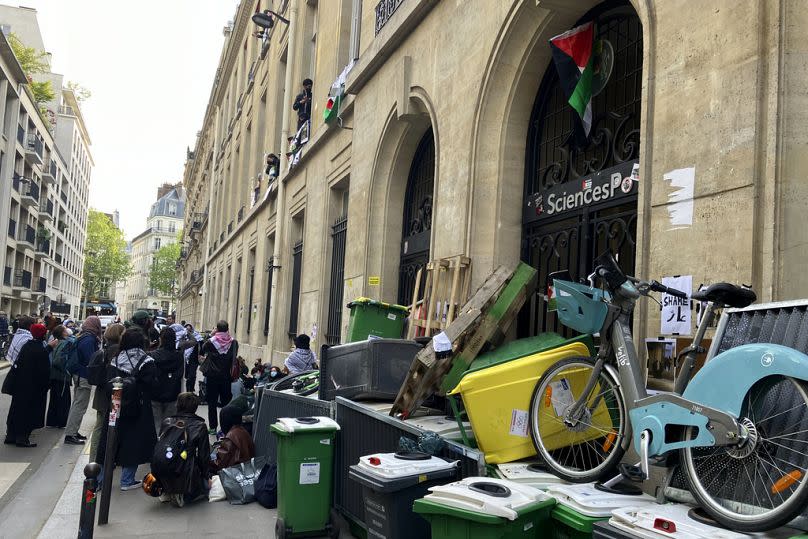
left=7, top=315, right=35, bottom=365
left=200, top=320, right=239, bottom=434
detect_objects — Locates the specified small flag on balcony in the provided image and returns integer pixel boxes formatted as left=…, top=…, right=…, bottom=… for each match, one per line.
left=549, top=21, right=595, bottom=136
left=323, top=93, right=341, bottom=124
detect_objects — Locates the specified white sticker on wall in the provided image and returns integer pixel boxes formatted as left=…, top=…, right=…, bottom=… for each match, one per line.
left=299, top=462, right=321, bottom=485
left=663, top=167, right=695, bottom=230
left=509, top=409, right=529, bottom=438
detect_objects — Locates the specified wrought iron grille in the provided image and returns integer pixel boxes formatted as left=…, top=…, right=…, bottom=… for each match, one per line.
left=525, top=2, right=642, bottom=198
left=398, top=128, right=434, bottom=306
left=520, top=2, right=642, bottom=338
left=234, top=273, right=241, bottom=334
left=288, top=241, right=303, bottom=338
left=263, top=258, right=274, bottom=336
left=326, top=215, right=348, bottom=345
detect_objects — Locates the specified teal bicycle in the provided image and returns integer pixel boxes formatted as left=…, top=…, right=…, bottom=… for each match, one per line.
left=529, top=252, right=808, bottom=531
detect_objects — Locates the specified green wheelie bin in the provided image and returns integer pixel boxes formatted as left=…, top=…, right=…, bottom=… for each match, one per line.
left=270, top=416, right=341, bottom=538
left=345, top=297, right=409, bottom=341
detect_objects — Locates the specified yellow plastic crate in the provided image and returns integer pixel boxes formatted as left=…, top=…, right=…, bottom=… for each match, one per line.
left=449, top=342, right=614, bottom=464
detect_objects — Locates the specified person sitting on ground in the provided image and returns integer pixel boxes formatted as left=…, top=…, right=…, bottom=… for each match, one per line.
left=4, top=324, right=50, bottom=447
left=209, top=405, right=255, bottom=473
left=7, top=315, right=34, bottom=365
left=250, top=357, right=266, bottom=377
left=283, top=334, right=317, bottom=375
left=151, top=392, right=210, bottom=504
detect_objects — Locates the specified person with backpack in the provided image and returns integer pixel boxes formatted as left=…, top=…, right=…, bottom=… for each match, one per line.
left=87, top=323, right=124, bottom=461
left=96, top=328, right=159, bottom=491
left=150, top=392, right=210, bottom=506
left=199, top=320, right=238, bottom=436
left=4, top=324, right=50, bottom=447
left=150, top=327, right=184, bottom=435
left=63, top=316, right=102, bottom=445
left=46, top=325, right=73, bottom=428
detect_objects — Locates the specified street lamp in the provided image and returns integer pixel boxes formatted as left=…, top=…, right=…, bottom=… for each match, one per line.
left=252, top=9, right=289, bottom=29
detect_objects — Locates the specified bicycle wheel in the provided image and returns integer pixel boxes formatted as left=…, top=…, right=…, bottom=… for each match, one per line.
left=682, top=376, right=808, bottom=531
left=529, top=357, right=627, bottom=482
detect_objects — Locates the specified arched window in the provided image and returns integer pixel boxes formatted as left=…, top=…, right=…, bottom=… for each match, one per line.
left=398, top=128, right=435, bottom=306
left=522, top=1, right=642, bottom=336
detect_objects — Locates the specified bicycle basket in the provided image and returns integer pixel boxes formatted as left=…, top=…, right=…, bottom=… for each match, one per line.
left=553, top=280, right=609, bottom=334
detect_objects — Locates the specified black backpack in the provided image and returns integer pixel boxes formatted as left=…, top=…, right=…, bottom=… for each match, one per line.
left=151, top=418, right=192, bottom=491
left=255, top=463, right=278, bottom=509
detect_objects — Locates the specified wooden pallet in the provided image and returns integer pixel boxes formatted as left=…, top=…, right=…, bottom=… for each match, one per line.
left=391, top=262, right=537, bottom=418
left=406, top=256, right=472, bottom=339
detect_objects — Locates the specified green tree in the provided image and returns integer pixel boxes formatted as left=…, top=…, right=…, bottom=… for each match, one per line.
left=66, top=81, right=92, bottom=103
left=7, top=33, right=55, bottom=104
left=82, top=210, right=131, bottom=314
left=149, top=242, right=181, bottom=301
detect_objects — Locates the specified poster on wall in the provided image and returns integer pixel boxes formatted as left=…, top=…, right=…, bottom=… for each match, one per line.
left=660, top=275, right=692, bottom=335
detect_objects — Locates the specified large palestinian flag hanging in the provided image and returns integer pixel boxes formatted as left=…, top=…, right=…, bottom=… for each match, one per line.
left=549, top=22, right=595, bottom=136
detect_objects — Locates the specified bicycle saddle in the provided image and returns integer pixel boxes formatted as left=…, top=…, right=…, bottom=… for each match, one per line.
left=690, top=282, right=756, bottom=308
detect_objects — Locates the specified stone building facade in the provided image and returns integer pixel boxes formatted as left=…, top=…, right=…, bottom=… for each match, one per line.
left=0, top=9, right=91, bottom=320
left=120, top=184, right=184, bottom=319
left=178, top=0, right=807, bottom=364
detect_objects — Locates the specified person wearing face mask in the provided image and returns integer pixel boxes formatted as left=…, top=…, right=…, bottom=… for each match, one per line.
left=267, top=365, right=285, bottom=382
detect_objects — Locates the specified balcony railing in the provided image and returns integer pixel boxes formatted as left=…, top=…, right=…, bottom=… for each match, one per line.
left=58, top=105, right=76, bottom=116
left=49, top=160, right=57, bottom=177
left=13, top=269, right=32, bottom=289
left=7, top=218, right=16, bottom=238
left=20, top=179, right=40, bottom=203
left=57, top=220, right=67, bottom=233
left=39, top=199, right=54, bottom=217
left=36, top=239, right=50, bottom=255
left=3, top=267, right=10, bottom=286
left=20, top=225, right=35, bottom=246
left=26, top=134, right=44, bottom=159
left=55, top=253, right=63, bottom=264
left=60, top=191, right=68, bottom=204
left=16, top=124, right=24, bottom=145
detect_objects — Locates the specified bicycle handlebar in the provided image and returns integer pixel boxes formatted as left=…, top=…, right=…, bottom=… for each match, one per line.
left=625, top=276, right=689, bottom=299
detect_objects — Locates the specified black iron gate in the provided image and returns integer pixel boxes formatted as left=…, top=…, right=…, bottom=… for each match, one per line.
left=326, top=215, right=347, bottom=345
left=398, top=128, right=435, bottom=306
left=246, top=267, right=255, bottom=335
left=520, top=1, right=642, bottom=337
left=288, top=241, right=303, bottom=337
left=263, top=258, right=274, bottom=336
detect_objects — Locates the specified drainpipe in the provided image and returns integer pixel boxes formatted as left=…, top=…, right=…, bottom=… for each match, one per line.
left=267, top=0, right=300, bottom=360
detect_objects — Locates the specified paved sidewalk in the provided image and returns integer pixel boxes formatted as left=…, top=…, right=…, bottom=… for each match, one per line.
left=39, top=453, right=278, bottom=538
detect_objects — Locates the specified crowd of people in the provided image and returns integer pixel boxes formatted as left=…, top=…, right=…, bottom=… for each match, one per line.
left=1, top=309, right=316, bottom=505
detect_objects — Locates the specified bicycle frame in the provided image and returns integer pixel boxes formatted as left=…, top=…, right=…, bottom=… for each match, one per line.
left=563, top=280, right=743, bottom=457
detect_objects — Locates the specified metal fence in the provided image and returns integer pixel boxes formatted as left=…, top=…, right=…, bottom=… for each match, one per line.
left=288, top=241, right=303, bottom=337
left=326, top=215, right=347, bottom=345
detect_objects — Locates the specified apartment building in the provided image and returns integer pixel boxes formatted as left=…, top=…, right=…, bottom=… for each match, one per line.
left=178, top=0, right=808, bottom=363
left=121, top=184, right=185, bottom=318
left=0, top=5, right=91, bottom=319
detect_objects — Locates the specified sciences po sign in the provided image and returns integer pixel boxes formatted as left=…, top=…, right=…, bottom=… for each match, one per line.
left=524, top=161, right=639, bottom=223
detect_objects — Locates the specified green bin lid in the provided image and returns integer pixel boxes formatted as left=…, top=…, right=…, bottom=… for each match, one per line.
left=347, top=297, right=409, bottom=314
left=270, top=416, right=340, bottom=436
left=551, top=504, right=606, bottom=532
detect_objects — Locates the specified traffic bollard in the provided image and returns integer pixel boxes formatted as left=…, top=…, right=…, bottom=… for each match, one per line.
left=78, top=462, right=101, bottom=539
left=97, top=377, right=122, bottom=525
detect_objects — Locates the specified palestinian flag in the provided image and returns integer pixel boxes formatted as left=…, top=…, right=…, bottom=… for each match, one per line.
left=549, top=22, right=595, bottom=136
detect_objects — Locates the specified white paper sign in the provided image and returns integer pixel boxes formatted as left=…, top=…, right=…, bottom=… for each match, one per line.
left=663, top=167, right=695, bottom=230
left=661, top=275, right=692, bottom=335
left=299, top=462, right=321, bottom=485
left=549, top=379, right=575, bottom=417
left=433, top=332, right=452, bottom=353
left=509, top=409, right=529, bottom=438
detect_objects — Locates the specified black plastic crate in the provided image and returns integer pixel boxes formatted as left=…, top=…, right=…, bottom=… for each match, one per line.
left=333, top=397, right=485, bottom=532
left=318, top=339, right=421, bottom=401
left=252, top=389, right=334, bottom=464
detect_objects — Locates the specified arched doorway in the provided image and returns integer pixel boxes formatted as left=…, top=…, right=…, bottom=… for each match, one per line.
left=398, top=128, right=435, bottom=306
left=521, top=1, right=642, bottom=336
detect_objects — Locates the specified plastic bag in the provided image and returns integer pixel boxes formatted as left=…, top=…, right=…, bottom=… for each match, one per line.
left=208, top=476, right=226, bottom=502
left=398, top=431, right=445, bottom=455
left=218, top=456, right=266, bottom=505
left=254, top=463, right=278, bottom=509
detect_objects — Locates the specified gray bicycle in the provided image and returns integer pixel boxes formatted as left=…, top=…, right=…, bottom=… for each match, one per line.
left=529, top=252, right=808, bottom=531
